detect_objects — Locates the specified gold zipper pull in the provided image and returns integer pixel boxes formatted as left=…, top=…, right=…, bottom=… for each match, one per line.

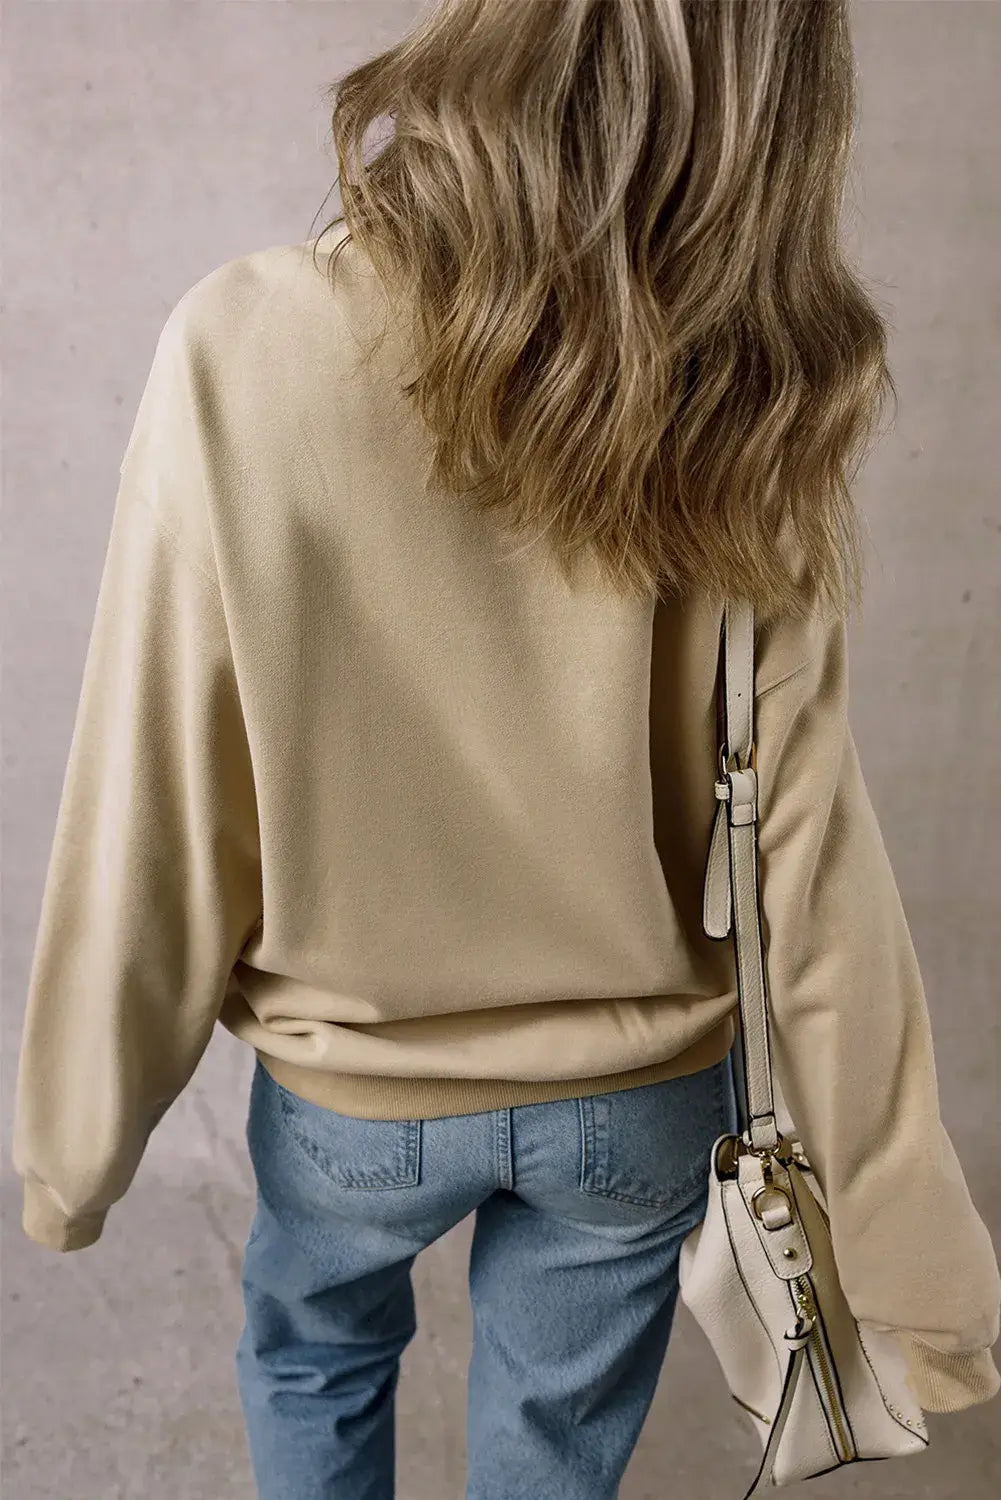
left=794, top=1277, right=817, bottom=1317
left=786, top=1277, right=817, bottom=1342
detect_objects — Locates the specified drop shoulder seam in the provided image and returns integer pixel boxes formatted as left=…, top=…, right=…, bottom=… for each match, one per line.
left=125, top=482, right=221, bottom=603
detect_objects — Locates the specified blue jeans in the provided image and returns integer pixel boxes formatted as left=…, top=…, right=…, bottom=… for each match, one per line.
left=235, top=1051, right=738, bottom=1500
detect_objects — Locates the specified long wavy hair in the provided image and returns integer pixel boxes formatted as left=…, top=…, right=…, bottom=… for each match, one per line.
left=308, top=0, right=896, bottom=622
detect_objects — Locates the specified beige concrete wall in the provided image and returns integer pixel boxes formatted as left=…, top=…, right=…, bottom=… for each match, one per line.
left=3, top=3, right=998, bottom=1495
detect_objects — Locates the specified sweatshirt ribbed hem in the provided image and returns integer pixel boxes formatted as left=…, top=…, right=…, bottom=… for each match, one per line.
left=22, top=1178, right=106, bottom=1252
left=897, top=1333, right=1001, bottom=1412
left=255, top=1012, right=736, bottom=1120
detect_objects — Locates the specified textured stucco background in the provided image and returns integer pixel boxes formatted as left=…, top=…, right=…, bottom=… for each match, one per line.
left=2, top=3, right=999, bottom=1496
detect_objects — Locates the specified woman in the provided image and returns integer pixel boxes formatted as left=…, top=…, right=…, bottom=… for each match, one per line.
left=13, top=1, right=1000, bottom=1496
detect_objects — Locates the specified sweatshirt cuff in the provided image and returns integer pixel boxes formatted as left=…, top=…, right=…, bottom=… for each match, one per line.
left=22, top=1178, right=107, bottom=1251
left=895, top=1332, right=1001, bottom=1412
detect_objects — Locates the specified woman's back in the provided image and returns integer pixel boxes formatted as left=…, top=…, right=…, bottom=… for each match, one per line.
left=12, top=0, right=1000, bottom=1492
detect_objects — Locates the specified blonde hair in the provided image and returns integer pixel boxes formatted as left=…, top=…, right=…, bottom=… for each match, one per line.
left=309, top=0, right=896, bottom=622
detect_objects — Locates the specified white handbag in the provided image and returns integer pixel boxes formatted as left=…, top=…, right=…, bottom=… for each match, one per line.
left=678, top=598, right=930, bottom=1495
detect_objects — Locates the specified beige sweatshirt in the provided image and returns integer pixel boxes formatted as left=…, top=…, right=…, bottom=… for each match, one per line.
left=13, top=229, right=1000, bottom=1414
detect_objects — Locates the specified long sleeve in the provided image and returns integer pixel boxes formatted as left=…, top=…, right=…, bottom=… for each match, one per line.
left=753, top=612, right=1001, bottom=1410
left=12, top=311, right=263, bottom=1252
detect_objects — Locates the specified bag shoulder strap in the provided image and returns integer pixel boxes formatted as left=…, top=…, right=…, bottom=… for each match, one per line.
left=703, top=599, right=779, bottom=1154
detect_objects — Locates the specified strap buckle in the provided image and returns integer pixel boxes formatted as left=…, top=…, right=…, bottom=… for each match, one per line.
left=718, top=740, right=756, bottom=777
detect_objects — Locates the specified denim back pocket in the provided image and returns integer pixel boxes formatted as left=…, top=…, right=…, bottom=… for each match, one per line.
left=579, top=1057, right=732, bottom=1211
left=265, top=1066, right=422, bottom=1190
